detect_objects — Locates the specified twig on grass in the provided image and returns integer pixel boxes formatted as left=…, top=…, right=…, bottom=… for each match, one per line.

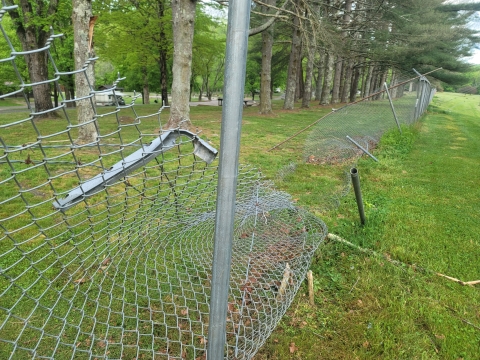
left=327, top=233, right=480, bottom=288
left=348, top=277, right=360, bottom=294
left=435, top=273, right=480, bottom=286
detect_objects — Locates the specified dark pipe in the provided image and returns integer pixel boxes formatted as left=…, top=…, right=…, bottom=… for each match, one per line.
left=350, top=167, right=366, bottom=225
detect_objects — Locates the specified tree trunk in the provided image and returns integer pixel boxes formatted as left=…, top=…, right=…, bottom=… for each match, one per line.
left=341, top=58, right=354, bottom=103
left=198, top=83, right=203, bottom=101
left=159, top=52, right=169, bottom=106
left=302, top=50, right=314, bottom=108
left=363, top=63, right=373, bottom=98
left=53, top=83, right=58, bottom=107
left=73, top=0, right=98, bottom=144
left=320, top=52, right=334, bottom=105
left=259, top=0, right=275, bottom=114
left=157, top=0, right=169, bottom=107
left=378, top=68, right=388, bottom=100
left=390, top=68, right=398, bottom=98
left=350, top=60, right=361, bottom=102
left=338, top=61, right=345, bottom=102
left=283, top=7, right=302, bottom=110
left=315, top=50, right=325, bottom=102
left=331, top=56, right=342, bottom=104
left=167, top=0, right=196, bottom=129
left=9, top=0, right=58, bottom=118
left=296, top=59, right=304, bottom=101
left=142, top=65, right=150, bottom=104
left=369, top=67, right=378, bottom=98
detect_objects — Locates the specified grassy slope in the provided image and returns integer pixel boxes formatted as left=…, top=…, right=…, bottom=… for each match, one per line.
left=253, top=92, right=480, bottom=359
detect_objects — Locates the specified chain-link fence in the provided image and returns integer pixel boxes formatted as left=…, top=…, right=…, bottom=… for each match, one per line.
left=0, top=5, right=328, bottom=359
left=274, top=69, right=436, bottom=210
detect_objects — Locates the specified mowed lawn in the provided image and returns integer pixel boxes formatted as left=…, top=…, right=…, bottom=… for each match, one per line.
left=0, top=91, right=479, bottom=359
left=253, top=92, right=480, bottom=359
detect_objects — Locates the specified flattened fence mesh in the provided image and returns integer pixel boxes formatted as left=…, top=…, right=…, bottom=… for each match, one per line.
left=0, top=6, right=327, bottom=360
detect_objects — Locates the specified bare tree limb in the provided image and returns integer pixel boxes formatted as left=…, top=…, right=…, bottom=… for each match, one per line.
left=249, top=0, right=290, bottom=36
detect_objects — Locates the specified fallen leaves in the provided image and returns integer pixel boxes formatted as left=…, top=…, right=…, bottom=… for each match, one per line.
left=289, top=342, right=298, bottom=353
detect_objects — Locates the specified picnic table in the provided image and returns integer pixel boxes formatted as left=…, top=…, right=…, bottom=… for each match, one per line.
left=217, top=98, right=251, bottom=107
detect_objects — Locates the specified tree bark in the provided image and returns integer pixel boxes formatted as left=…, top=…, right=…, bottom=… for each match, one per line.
left=259, top=14, right=274, bottom=114
left=8, top=0, right=58, bottom=118
left=350, top=60, right=361, bottom=102
left=363, top=62, right=373, bottom=98
left=167, top=0, right=197, bottom=129
left=283, top=6, right=302, bottom=110
left=369, top=67, right=378, bottom=97
left=390, top=68, right=398, bottom=99
left=331, top=56, right=342, bottom=104
left=73, top=0, right=98, bottom=144
left=315, top=50, right=325, bottom=102
left=376, top=67, right=388, bottom=100
left=302, top=50, right=314, bottom=108
left=159, top=51, right=169, bottom=106
left=320, top=51, right=334, bottom=105
left=142, top=65, right=150, bottom=104
left=296, top=59, right=304, bottom=101
left=340, top=58, right=354, bottom=103
left=157, top=0, right=169, bottom=106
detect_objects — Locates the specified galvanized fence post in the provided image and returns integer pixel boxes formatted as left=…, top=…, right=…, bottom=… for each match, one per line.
left=384, top=82, right=402, bottom=134
left=350, top=168, right=366, bottom=225
left=207, top=0, right=251, bottom=358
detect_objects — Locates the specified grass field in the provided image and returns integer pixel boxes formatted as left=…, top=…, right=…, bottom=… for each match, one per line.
left=0, top=91, right=479, bottom=359
left=253, top=92, right=480, bottom=359
left=0, top=97, right=26, bottom=107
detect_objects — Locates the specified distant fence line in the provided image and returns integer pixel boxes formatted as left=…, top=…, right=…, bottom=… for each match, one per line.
left=273, top=69, right=437, bottom=210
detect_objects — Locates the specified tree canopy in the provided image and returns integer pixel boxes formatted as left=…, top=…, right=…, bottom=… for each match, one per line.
left=2, top=0, right=479, bottom=117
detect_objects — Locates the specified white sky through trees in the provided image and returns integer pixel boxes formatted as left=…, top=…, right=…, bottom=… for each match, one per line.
left=444, top=0, right=480, bottom=63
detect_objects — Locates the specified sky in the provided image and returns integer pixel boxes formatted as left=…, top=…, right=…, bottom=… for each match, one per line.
left=465, top=12, right=480, bottom=64
left=442, top=0, right=480, bottom=64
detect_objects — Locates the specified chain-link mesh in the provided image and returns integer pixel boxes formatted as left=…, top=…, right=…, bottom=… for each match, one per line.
left=275, top=69, right=436, bottom=211
left=0, top=6, right=328, bottom=359
left=305, top=72, right=435, bottom=165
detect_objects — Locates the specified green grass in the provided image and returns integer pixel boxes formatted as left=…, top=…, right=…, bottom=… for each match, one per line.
left=1, top=93, right=479, bottom=359
left=0, top=97, right=25, bottom=107
left=254, top=92, right=480, bottom=359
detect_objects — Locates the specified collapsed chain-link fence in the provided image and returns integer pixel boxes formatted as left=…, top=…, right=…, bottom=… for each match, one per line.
left=274, top=69, right=436, bottom=210
left=0, top=6, right=328, bottom=360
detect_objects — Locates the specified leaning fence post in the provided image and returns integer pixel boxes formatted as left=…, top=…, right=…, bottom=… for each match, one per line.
left=207, top=0, right=251, bottom=359
left=384, top=82, right=402, bottom=134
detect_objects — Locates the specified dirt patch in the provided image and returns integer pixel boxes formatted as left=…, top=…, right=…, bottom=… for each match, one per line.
left=118, top=116, right=136, bottom=124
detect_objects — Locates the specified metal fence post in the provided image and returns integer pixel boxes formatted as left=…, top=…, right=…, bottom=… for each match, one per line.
left=350, top=168, right=366, bottom=225
left=384, top=82, right=402, bottom=134
left=207, top=0, right=251, bottom=358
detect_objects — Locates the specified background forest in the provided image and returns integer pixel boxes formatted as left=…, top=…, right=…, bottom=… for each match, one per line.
left=1, top=0, right=480, bottom=117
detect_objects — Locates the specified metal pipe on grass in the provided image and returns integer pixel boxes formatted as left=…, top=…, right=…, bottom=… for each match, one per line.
left=207, top=0, right=251, bottom=358
left=350, top=167, right=366, bottom=225
left=346, top=136, right=379, bottom=162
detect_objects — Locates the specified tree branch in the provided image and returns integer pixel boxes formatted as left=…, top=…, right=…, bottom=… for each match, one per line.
left=249, top=0, right=290, bottom=36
